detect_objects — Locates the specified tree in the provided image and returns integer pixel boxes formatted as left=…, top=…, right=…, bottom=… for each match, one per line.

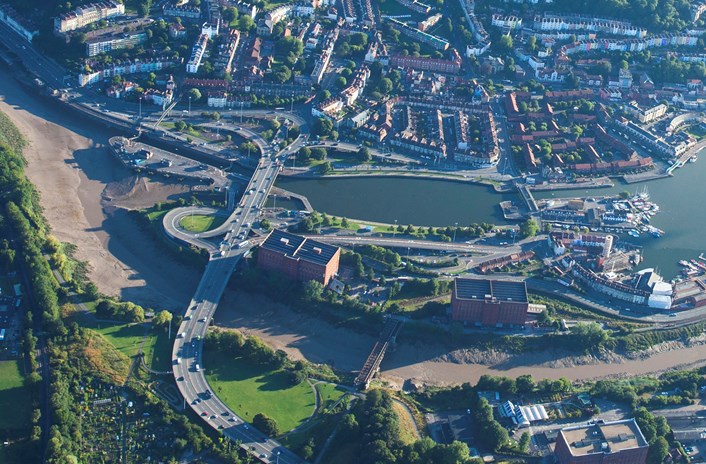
left=237, top=15, right=255, bottom=32
left=341, top=217, right=349, bottom=228
left=188, top=88, right=202, bottom=101
left=253, top=413, right=280, bottom=437
left=335, top=76, right=348, bottom=89
left=571, top=322, right=608, bottom=348
left=298, top=147, right=311, bottom=160
left=313, top=118, right=333, bottom=137
left=516, top=374, right=535, bottom=393
left=358, top=147, right=371, bottom=162
left=153, top=310, right=173, bottom=328
left=378, top=77, right=393, bottom=94
left=519, top=218, right=539, bottom=238
left=647, top=437, right=669, bottom=464
left=519, top=432, right=531, bottom=453
left=223, top=6, right=238, bottom=22
left=302, top=280, right=324, bottom=302
left=311, top=147, right=327, bottom=160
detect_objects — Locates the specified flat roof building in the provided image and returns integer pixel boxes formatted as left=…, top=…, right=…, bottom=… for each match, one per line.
left=257, top=230, right=341, bottom=285
left=451, top=278, right=529, bottom=327
left=555, top=419, right=648, bottom=464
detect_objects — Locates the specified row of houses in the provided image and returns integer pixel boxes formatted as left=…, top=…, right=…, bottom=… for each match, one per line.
left=54, top=1, right=124, bottom=33
left=78, top=56, right=181, bottom=87
left=459, top=0, right=490, bottom=56
left=389, top=49, right=462, bottom=74
left=162, top=1, right=202, bottom=20
left=561, top=33, right=701, bottom=55
left=310, top=28, right=337, bottom=84
left=533, top=14, right=647, bottom=38
left=186, top=34, right=209, bottom=74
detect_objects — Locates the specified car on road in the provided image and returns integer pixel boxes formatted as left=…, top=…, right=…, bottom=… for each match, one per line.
left=218, top=425, right=224, bottom=430
left=210, top=415, right=216, bottom=420
left=198, top=318, right=206, bottom=322
left=228, top=417, right=237, bottom=422
left=201, top=411, right=208, bottom=416
left=178, top=376, right=184, bottom=381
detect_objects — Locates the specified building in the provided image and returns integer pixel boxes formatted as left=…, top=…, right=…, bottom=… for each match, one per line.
left=386, top=17, right=450, bottom=50
left=555, top=419, right=648, bottom=464
left=0, top=4, right=38, bottom=42
left=257, top=230, right=341, bottom=285
left=390, top=50, right=462, bottom=74
left=85, top=31, right=147, bottom=56
left=162, top=1, right=202, bottom=20
left=78, top=56, right=180, bottom=87
left=450, top=277, right=529, bottom=327
left=54, top=1, right=124, bottom=33
left=186, top=34, right=209, bottom=73
left=624, top=101, right=667, bottom=124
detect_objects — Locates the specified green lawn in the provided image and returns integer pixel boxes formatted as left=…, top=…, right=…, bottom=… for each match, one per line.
left=143, top=329, right=174, bottom=372
left=315, top=383, right=346, bottom=412
left=146, top=209, right=168, bottom=222
left=87, top=322, right=173, bottom=371
left=205, top=353, right=316, bottom=433
left=179, top=214, right=226, bottom=233
left=0, top=360, right=31, bottom=430
left=92, top=322, right=146, bottom=358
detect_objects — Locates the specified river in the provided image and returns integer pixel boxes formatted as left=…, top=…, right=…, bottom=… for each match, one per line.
left=278, top=154, right=706, bottom=279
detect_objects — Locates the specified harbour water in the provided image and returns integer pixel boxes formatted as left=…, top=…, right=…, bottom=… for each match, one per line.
left=279, top=151, right=706, bottom=279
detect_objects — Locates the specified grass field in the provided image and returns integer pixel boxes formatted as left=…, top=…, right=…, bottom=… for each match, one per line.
left=393, top=400, right=419, bottom=445
left=0, top=360, right=31, bottom=430
left=179, top=214, right=226, bottom=233
left=143, top=329, right=173, bottom=372
left=315, top=383, right=346, bottom=412
left=205, top=353, right=316, bottom=433
left=87, top=321, right=172, bottom=371
left=92, top=322, right=147, bottom=358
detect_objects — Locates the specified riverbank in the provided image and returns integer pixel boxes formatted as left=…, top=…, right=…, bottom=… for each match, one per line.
left=0, top=67, right=198, bottom=309
left=213, top=290, right=706, bottom=389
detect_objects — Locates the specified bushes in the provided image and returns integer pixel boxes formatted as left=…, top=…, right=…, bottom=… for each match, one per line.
left=95, top=299, right=145, bottom=323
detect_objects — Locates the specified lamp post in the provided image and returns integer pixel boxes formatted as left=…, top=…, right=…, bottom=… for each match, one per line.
left=453, top=222, right=458, bottom=242
left=276, top=451, right=281, bottom=464
left=139, top=96, right=142, bottom=119
left=393, top=219, right=397, bottom=238
left=188, top=96, right=191, bottom=115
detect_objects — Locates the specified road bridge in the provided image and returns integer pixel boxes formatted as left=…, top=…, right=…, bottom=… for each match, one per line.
left=169, top=118, right=310, bottom=464
left=354, top=318, right=403, bottom=390
left=516, top=183, right=539, bottom=213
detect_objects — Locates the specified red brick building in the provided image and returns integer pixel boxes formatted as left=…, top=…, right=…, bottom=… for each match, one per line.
left=257, top=230, right=340, bottom=285
left=450, top=278, right=529, bottom=327
left=555, top=419, right=648, bottom=464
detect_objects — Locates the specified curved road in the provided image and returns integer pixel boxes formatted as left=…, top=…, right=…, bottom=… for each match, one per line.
left=169, top=114, right=310, bottom=464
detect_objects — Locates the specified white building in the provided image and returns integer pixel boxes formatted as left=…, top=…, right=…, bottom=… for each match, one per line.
left=186, top=34, right=209, bottom=74
left=54, top=1, right=125, bottom=33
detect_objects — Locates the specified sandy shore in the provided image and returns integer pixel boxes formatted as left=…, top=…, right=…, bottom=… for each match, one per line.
left=214, top=291, right=706, bottom=389
left=0, top=67, right=198, bottom=309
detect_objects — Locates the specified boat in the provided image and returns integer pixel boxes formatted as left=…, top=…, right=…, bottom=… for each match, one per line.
left=679, top=260, right=691, bottom=267
left=698, top=253, right=706, bottom=262
left=690, top=155, right=698, bottom=163
left=628, top=229, right=641, bottom=238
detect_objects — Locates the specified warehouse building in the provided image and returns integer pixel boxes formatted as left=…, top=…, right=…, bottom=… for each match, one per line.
left=257, top=230, right=340, bottom=285
left=450, top=278, right=529, bottom=327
